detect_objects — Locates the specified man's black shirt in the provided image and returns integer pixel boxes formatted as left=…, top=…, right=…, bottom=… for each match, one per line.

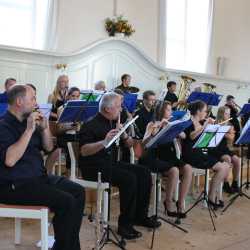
left=164, top=91, right=178, bottom=110
left=79, top=113, right=117, bottom=167
left=0, top=111, right=46, bottom=185
left=135, top=106, right=154, bottom=137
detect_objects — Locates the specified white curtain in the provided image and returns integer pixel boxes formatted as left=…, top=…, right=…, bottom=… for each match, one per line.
left=43, top=0, right=58, bottom=51
left=0, top=0, right=58, bottom=50
left=205, top=0, right=215, bottom=74
left=165, top=0, right=214, bottom=73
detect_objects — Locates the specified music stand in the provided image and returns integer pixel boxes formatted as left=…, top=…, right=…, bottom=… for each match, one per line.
left=222, top=118, right=250, bottom=213
left=0, top=92, right=8, bottom=103
left=0, top=103, right=8, bottom=118
left=185, top=124, right=231, bottom=231
left=240, top=104, right=250, bottom=190
left=58, top=100, right=99, bottom=123
left=123, top=93, right=138, bottom=113
left=98, top=116, right=139, bottom=250
left=59, top=101, right=127, bottom=249
left=187, top=92, right=223, bottom=106
left=146, top=119, right=192, bottom=249
left=80, top=90, right=104, bottom=102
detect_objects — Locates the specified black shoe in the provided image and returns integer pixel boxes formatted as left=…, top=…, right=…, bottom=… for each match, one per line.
left=135, top=216, right=161, bottom=229
left=130, top=227, right=142, bottom=238
left=207, top=199, right=220, bottom=210
left=218, top=200, right=224, bottom=208
left=231, top=181, right=240, bottom=193
left=176, top=201, right=187, bottom=219
left=118, top=225, right=142, bottom=240
left=223, top=182, right=234, bottom=194
left=163, top=201, right=178, bottom=217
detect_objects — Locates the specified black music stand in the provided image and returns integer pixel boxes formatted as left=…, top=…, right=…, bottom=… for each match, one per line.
left=98, top=116, right=139, bottom=250
left=146, top=119, right=192, bottom=249
left=185, top=124, right=231, bottom=231
left=222, top=119, right=250, bottom=213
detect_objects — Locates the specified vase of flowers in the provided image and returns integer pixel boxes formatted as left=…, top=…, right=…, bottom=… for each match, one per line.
left=105, top=15, right=135, bottom=37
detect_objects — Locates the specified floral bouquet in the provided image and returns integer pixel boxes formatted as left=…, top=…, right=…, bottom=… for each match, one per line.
left=105, top=15, right=135, bottom=37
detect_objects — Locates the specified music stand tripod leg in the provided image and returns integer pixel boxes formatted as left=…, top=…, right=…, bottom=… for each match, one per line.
left=150, top=171, right=188, bottom=250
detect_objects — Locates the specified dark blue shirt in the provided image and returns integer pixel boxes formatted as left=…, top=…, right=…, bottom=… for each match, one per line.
left=0, top=111, right=46, bottom=185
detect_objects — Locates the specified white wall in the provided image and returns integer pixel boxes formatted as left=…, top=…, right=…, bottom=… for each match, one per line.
left=55, top=0, right=250, bottom=82
left=208, top=0, right=250, bottom=81
left=56, top=0, right=158, bottom=62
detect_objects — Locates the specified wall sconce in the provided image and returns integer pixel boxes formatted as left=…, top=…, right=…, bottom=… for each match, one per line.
left=56, top=63, right=67, bottom=70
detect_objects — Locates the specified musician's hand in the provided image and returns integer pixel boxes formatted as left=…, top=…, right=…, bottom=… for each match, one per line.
left=26, top=112, right=39, bottom=133
left=160, top=119, right=169, bottom=127
left=35, top=111, right=48, bottom=131
left=102, top=129, right=119, bottom=146
left=205, top=117, right=215, bottom=125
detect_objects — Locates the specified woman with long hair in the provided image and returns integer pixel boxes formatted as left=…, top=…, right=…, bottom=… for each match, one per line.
left=140, top=101, right=192, bottom=218
left=48, top=75, right=69, bottom=121
left=182, top=101, right=230, bottom=209
left=209, top=106, right=240, bottom=193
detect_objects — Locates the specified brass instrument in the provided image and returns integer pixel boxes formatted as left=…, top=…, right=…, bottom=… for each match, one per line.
left=177, top=75, right=196, bottom=109
left=202, top=82, right=217, bottom=93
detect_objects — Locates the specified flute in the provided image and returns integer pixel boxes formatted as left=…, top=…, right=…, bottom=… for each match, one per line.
left=218, top=118, right=233, bottom=125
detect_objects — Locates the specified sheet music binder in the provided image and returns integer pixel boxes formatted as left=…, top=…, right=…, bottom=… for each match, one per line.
left=80, top=90, right=104, bottom=102
left=193, top=124, right=231, bottom=148
left=239, top=104, right=250, bottom=116
left=104, top=115, right=139, bottom=148
left=187, top=92, right=223, bottom=106
left=146, top=119, right=192, bottom=149
left=58, top=100, right=99, bottom=123
left=236, top=118, right=250, bottom=145
left=123, top=93, right=138, bottom=113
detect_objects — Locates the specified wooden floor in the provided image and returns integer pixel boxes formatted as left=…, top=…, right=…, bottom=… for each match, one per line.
left=1, top=189, right=250, bottom=250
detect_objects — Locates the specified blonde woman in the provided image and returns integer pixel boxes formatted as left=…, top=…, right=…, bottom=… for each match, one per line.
left=209, top=106, right=240, bottom=194
left=48, top=75, right=69, bottom=121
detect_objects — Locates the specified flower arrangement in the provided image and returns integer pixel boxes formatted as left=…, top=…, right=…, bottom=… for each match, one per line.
left=105, top=15, right=135, bottom=37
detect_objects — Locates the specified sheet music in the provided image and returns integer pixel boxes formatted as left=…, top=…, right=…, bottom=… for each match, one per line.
left=193, top=124, right=231, bottom=148
left=145, top=119, right=189, bottom=148
left=104, top=115, right=139, bottom=148
left=236, top=118, right=250, bottom=144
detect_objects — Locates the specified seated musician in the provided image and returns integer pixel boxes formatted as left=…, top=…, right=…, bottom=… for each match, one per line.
left=140, top=101, right=192, bottom=218
left=135, top=90, right=156, bottom=138
left=0, top=77, right=16, bottom=103
left=225, top=95, right=241, bottom=142
left=209, top=106, right=240, bottom=194
left=57, top=87, right=81, bottom=172
left=94, top=80, right=106, bottom=91
left=48, top=75, right=69, bottom=121
left=182, top=101, right=230, bottom=209
left=79, top=92, right=160, bottom=240
left=0, top=85, right=85, bottom=250
left=115, top=74, right=139, bottom=94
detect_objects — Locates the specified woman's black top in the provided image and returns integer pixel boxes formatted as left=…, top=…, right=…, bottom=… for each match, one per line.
left=182, top=122, right=218, bottom=169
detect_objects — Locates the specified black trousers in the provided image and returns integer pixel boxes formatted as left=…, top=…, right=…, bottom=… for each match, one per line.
left=81, top=162, right=151, bottom=227
left=0, top=175, right=85, bottom=250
